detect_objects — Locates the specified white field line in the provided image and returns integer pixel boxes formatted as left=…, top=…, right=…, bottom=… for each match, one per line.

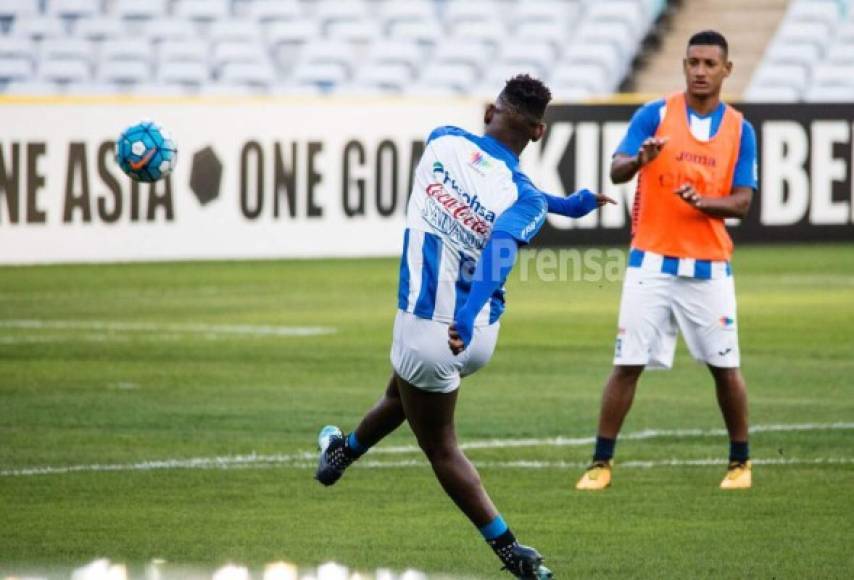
left=304, top=457, right=854, bottom=470
left=390, top=421, right=854, bottom=454
left=3, top=457, right=853, bottom=478
left=0, top=453, right=310, bottom=477
left=2, top=422, right=852, bottom=478
left=0, top=319, right=336, bottom=337
left=0, top=334, right=133, bottom=344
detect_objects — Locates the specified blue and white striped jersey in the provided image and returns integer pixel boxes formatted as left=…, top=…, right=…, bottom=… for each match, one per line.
left=397, top=126, right=548, bottom=326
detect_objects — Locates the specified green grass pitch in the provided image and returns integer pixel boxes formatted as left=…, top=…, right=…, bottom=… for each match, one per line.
left=1, top=244, right=853, bottom=578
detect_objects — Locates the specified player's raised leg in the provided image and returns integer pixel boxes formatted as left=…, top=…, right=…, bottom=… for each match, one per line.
left=396, top=375, right=551, bottom=579
left=315, top=374, right=405, bottom=486
left=709, top=365, right=751, bottom=489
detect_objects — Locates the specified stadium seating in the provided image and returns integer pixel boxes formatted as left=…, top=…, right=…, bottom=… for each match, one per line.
left=74, top=16, right=126, bottom=40
left=158, top=60, right=208, bottom=87
left=48, top=0, right=100, bottom=19
left=367, top=40, right=424, bottom=71
left=38, top=56, right=88, bottom=82
left=244, top=0, right=303, bottom=22
left=0, top=0, right=666, bottom=99
left=111, top=0, right=167, bottom=19
left=140, top=18, right=197, bottom=42
left=174, top=0, right=230, bottom=22
left=0, top=0, right=39, bottom=19
left=10, top=15, right=66, bottom=38
left=158, top=39, right=207, bottom=63
left=746, top=0, right=854, bottom=102
left=4, top=78, right=56, bottom=94
left=354, top=61, right=414, bottom=92
left=0, top=35, right=34, bottom=60
left=0, top=57, right=33, bottom=82
left=387, top=18, right=443, bottom=45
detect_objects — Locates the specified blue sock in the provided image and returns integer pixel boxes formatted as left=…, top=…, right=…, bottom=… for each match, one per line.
left=345, top=432, right=368, bottom=458
left=479, top=515, right=509, bottom=541
left=729, top=440, right=749, bottom=463
left=594, top=436, right=616, bottom=461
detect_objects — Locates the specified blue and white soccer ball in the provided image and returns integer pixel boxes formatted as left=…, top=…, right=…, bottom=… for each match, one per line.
left=115, top=121, right=178, bottom=182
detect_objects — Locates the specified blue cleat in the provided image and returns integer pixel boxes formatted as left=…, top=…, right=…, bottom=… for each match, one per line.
left=314, top=425, right=354, bottom=486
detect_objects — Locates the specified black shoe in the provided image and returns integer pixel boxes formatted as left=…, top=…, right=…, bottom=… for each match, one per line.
left=314, top=426, right=353, bottom=486
left=500, top=544, right=553, bottom=579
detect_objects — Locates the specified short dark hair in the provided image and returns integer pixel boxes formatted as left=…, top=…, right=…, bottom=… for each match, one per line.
left=688, top=30, right=729, bottom=57
left=498, top=74, right=552, bottom=123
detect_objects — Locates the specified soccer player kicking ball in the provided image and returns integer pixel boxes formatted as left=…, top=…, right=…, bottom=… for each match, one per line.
left=315, top=75, right=614, bottom=578
left=575, top=30, right=758, bottom=492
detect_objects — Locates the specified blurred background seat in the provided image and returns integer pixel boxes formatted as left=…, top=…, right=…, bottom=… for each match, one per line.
left=73, top=16, right=127, bottom=40
left=10, top=16, right=67, bottom=39
left=173, top=0, right=231, bottom=22
left=113, top=0, right=168, bottom=20
left=158, top=60, right=210, bottom=87
left=38, top=57, right=90, bottom=83
left=245, top=0, right=302, bottom=22
left=47, top=0, right=100, bottom=19
left=0, top=57, right=34, bottom=82
left=0, top=0, right=40, bottom=19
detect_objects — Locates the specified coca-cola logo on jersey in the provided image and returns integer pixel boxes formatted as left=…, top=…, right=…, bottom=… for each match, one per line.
left=424, top=182, right=490, bottom=235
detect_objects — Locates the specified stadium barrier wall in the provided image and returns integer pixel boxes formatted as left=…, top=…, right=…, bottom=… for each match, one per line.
left=0, top=98, right=852, bottom=264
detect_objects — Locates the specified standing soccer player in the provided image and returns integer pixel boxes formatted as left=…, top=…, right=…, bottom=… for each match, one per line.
left=316, top=75, right=613, bottom=578
left=575, top=31, right=758, bottom=491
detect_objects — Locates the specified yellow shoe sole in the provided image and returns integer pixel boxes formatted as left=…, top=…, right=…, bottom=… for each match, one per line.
left=720, top=461, right=752, bottom=489
left=576, top=465, right=612, bottom=490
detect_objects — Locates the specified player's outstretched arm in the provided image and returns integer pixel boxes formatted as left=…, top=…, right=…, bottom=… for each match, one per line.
left=449, top=191, right=548, bottom=354
left=610, top=154, right=641, bottom=184
left=448, top=231, right=518, bottom=355
left=544, top=189, right=616, bottom=218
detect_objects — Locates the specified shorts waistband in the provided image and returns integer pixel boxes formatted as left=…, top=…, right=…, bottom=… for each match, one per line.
left=628, top=248, right=732, bottom=279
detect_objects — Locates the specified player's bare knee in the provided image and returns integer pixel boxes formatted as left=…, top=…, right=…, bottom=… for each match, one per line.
left=611, top=364, right=643, bottom=384
left=418, top=438, right=459, bottom=464
left=419, top=443, right=454, bottom=464
left=709, top=365, right=744, bottom=388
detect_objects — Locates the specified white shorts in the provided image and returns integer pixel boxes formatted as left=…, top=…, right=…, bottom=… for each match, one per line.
left=390, top=310, right=500, bottom=393
left=614, top=268, right=740, bottom=369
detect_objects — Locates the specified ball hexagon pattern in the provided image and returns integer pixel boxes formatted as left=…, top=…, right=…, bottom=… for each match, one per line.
left=115, top=121, right=178, bottom=183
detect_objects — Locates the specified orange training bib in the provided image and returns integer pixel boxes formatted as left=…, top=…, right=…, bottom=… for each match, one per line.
left=631, top=92, right=743, bottom=261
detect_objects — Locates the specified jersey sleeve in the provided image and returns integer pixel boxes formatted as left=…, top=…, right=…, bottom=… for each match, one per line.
left=492, top=182, right=548, bottom=245
left=614, top=99, right=665, bottom=157
left=732, top=119, right=758, bottom=190
left=543, top=189, right=599, bottom=218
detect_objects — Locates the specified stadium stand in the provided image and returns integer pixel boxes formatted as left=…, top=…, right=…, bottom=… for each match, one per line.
left=0, top=0, right=668, bottom=100
left=746, top=0, right=854, bottom=102
left=631, top=0, right=790, bottom=97
left=5, top=0, right=851, bottom=102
